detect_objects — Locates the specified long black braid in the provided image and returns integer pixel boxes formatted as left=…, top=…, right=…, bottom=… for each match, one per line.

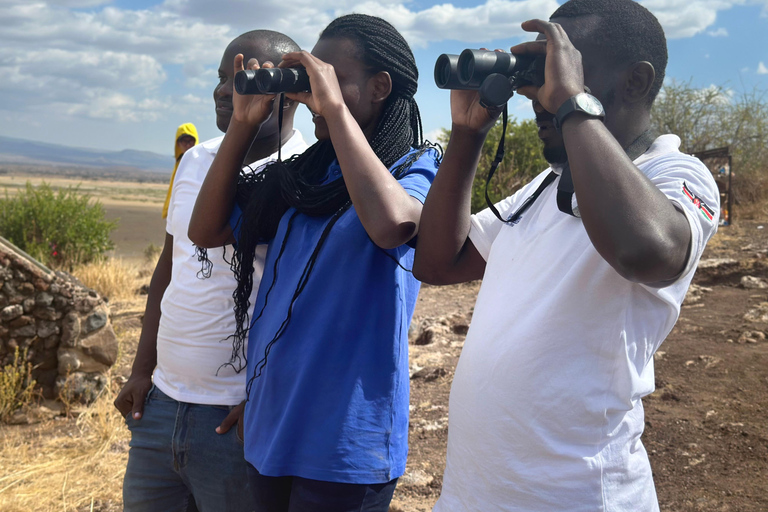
left=226, top=15, right=440, bottom=392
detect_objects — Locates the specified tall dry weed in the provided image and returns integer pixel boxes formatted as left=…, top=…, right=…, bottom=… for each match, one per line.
left=72, top=258, right=140, bottom=303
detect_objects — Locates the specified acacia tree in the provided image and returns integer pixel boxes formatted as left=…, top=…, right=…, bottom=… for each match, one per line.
left=438, top=118, right=547, bottom=213
left=651, top=80, right=768, bottom=207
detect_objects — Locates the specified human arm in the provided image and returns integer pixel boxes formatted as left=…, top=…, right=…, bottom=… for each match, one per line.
left=188, top=55, right=276, bottom=248
left=412, top=89, right=497, bottom=285
left=113, top=232, right=173, bottom=419
left=512, top=19, right=690, bottom=284
left=282, top=51, right=423, bottom=249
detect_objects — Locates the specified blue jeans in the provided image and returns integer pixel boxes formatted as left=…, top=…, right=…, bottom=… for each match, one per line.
left=246, top=464, right=397, bottom=512
left=123, top=385, right=254, bottom=512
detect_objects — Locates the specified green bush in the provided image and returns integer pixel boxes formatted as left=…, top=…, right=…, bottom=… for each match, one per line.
left=0, top=182, right=117, bottom=269
left=438, top=117, right=547, bottom=213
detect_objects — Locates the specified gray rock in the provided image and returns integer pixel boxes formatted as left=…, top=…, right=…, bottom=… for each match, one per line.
left=33, top=307, right=59, bottom=321
left=11, top=324, right=37, bottom=337
left=35, top=292, right=54, bottom=307
left=53, top=296, right=71, bottom=309
left=741, top=276, right=768, bottom=289
left=37, top=321, right=59, bottom=338
left=17, top=282, right=35, bottom=295
left=60, top=312, right=81, bottom=346
left=83, top=309, right=108, bottom=334
left=1, top=304, right=23, bottom=321
left=79, top=324, right=118, bottom=366
left=22, top=297, right=36, bottom=313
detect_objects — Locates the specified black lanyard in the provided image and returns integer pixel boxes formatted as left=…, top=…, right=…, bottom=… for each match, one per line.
left=485, top=122, right=656, bottom=223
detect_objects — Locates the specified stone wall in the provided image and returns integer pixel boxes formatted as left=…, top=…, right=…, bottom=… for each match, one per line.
left=0, top=237, right=117, bottom=403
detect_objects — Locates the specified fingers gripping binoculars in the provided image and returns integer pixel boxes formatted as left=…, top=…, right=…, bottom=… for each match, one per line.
left=235, top=68, right=311, bottom=95
left=434, top=49, right=545, bottom=107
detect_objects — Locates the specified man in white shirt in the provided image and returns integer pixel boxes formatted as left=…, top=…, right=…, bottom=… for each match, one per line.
left=114, top=30, right=307, bottom=512
left=414, top=0, right=719, bottom=510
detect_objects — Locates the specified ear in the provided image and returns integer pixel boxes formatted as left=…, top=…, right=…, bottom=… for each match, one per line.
left=623, top=61, right=655, bottom=105
left=369, top=71, right=393, bottom=104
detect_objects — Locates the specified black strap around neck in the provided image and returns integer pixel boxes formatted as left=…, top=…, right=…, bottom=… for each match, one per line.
left=276, top=93, right=285, bottom=162
left=485, top=125, right=656, bottom=223
left=556, top=128, right=656, bottom=217
left=485, top=105, right=510, bottom=223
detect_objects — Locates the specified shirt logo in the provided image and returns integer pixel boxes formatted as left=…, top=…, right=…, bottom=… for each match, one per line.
left=682, top=182, right=715, bottom=221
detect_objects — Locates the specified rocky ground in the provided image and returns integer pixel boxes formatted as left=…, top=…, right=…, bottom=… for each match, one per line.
left=391, top=221, right=768, bottom=511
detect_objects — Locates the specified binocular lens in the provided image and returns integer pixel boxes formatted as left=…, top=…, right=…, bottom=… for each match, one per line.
left=234, top=68, right=310, bottom=95
left=234, top=70, right=260, bottom=95
left=435, top=54, right=464, bottom=90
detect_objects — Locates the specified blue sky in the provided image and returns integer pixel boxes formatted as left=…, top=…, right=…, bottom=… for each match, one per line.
left=0, top=0, right=766, bottom=157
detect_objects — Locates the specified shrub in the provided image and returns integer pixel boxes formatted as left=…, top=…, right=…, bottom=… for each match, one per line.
left=438, top=118, right=546, bottom=213
left=0, top=182, right=117, bottom=269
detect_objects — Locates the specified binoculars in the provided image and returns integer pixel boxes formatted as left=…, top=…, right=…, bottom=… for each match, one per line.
left=235, top=68, right=310, bottom=95
left=434, top=50, right=545, bottom=107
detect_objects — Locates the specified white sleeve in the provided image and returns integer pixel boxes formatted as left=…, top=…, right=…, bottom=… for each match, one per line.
left=645, top=153, right=720, bottom=279
left=468, top=169, right=553, bottom=261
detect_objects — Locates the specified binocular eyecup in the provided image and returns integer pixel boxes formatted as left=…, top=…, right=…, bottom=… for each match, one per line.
left=434, top=49, right=545, bottom=108
left=234, top=67, right=311, bottom=95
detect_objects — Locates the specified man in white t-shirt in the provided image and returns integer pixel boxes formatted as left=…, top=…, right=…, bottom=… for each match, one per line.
left=414, top=0, right=719, bottom=510
left=114, top=30, right=308, bottom=512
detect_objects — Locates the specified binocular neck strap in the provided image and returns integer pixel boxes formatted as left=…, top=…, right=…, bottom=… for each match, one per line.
left=485, top=105, right=510, bottom=223
left=276, top=93, right=285, bottom=162
left=485, top=105, right=557, bottom=225
left=556, top=128, right=656, bottom=217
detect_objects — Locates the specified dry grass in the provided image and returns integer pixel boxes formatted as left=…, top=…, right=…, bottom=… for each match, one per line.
left=72, top=253, right=159, bottom=303
left=72, top=258, right=140, bottom=302
left=0, top=376, right=130, bottom=512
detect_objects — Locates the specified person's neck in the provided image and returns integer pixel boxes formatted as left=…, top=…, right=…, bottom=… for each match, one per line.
left=242, top=123, right=295, bottom=166
left=608, top=108, right=652, bottom=150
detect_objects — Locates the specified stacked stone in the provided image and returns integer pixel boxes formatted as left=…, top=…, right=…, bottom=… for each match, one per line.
left=0, top=238, right=117, bottom=403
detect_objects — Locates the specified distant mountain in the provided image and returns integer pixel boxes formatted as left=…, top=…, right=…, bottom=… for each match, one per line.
left=0, top=135, right=174, bottom=173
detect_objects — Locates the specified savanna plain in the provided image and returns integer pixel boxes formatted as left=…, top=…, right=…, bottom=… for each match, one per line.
left=0, top=172, right=767, bottom=512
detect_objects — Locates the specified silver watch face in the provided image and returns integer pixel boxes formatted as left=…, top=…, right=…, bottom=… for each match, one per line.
left=575, top=93, right=604, bottom=116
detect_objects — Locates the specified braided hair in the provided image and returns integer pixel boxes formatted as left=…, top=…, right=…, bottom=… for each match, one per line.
left=225, top=14, right=438, bottom=380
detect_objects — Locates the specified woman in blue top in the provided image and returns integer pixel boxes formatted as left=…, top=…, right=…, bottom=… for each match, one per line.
left=189, top=14, right=440, bottom=512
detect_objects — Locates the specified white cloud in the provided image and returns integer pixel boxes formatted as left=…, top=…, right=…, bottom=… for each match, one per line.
left=707, top=27, right=729, bottom=36
left=758, top=62, right=768, bottom=74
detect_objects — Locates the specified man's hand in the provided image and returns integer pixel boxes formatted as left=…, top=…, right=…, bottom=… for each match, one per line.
left=511, top=19, right=585, bottom=113
left=450, top=88, right=502, bottom=135
left=114, top=373, right=153, bottom=420
left=216, top=401, right=245, bottom=442
left=231, top=54, right=277, bottom=127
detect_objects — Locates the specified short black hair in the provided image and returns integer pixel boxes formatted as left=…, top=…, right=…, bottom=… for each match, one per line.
left=231, top=29, right=301, bottom=64
left=551, top=0, right=668, bottom=105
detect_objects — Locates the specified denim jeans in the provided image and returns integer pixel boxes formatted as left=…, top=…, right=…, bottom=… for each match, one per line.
left=123, top=385, right=254, bottom=512
left=246, top=464, right=397, bottom=512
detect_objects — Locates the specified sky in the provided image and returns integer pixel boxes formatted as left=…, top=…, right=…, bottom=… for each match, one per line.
left=0, top=0, right=766, bottom=158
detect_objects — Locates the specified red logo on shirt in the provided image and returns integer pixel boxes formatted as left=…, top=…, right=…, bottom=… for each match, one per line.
left=683, top=183, right=714, bottom=221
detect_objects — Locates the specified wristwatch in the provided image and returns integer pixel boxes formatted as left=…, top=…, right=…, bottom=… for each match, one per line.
left=553, top=92, right=605, bottom=133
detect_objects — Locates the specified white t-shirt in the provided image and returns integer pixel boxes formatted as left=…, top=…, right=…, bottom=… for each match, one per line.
left=153, top=131, right=308, bottom=406
left=434, top=135, right=719, bottom=512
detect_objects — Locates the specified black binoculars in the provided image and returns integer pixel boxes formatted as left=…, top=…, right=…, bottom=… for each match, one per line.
left=234, top=67, right=310, bottom=95
left=434, top=49, right=545, bottom=107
